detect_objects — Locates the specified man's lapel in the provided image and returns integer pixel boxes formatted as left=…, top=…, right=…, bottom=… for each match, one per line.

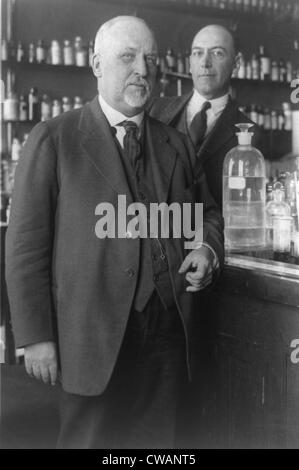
left=160, top=92, right=193, bottom=127
left=78, top=96, right=133, bottom=202
left=196, top=99, right=236, bottom=164
left=144, top=115, right=177, bottom=204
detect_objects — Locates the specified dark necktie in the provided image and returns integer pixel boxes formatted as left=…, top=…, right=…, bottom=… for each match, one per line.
left=119, top=120, right=141, bottom=169
left=189, top=101, right=211, bottom=150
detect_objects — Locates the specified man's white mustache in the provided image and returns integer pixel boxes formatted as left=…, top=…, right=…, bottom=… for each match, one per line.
left=127, top=80, right=150, bottom=90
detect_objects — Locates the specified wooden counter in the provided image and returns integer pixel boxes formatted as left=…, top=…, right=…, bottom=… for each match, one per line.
left=191, top=256, right=299, bottom=449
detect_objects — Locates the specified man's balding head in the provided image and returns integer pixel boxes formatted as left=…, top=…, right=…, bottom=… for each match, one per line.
left=92, top=16, right=157, bottom=116
left=94, top=16, right=157, bottom=55
left=190, top=24, right=240, bottom=100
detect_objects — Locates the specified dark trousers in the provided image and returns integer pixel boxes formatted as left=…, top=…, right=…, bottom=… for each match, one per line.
left=56, top=292, right=188, bottom=449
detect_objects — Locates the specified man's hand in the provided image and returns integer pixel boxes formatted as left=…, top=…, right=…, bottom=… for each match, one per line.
left=178, top=245, right=216, bottom=292
left=24, top=341, right=58, bottom=386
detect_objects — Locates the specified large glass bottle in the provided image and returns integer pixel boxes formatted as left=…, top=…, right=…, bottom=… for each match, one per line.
left=223, top=123, right=266, bottom=251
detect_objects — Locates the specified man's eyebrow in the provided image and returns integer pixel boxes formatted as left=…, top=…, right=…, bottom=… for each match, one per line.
left=119, top=47, right=157, bottom=56
left=120, top=47, right=137, bottom=53
left=192, top=45, right=227, bottom=51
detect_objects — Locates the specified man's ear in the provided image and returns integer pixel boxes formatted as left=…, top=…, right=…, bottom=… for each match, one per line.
left=232, top=52, right=241, bottom=76
left=92, top=52, right=102, bottom=78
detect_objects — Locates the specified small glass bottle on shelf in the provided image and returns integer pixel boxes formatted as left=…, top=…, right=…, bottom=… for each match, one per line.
left=271, top=61, right=279, bottom=81
left=237, top=53, right=246, bottom=79
left=259, top=45, right=271, bottom=80
left=22, top=133, right=29, bottom=146
left=62, top=96, right=72, bottom=113
left=28, top=43, right=35, bottom=63
left=50, top=40, right=62, bottom=65
left=16, top=42, right=25, bottom=62
left=278, top=58, right=287, bottom=82
left=165, top=48, right=176, bottom=72
left=257, top=106, right=264, bottom=128
left=3, top=91, right=18, bottom=121
left=251, top=54, right=260, bottom=80
left=28, top=87, right=39, bottom=121
left=11, top=137, right=22, bottom=161
left=74, top=36, right=87, bottom=67
left=52, top=99, right=62, bottom=117
left=278, top=111, right=285, bottom=130
left=176, top=51, right=184, bottom=74
left=19, top=94, right=28, bottom=121
left=41, top=94, right=52, bottom=121
left=73, top=96, right=83, bottom=109
left=271, top=110, right=278, bottom=130
left=245, top=61, right=252, bottom=80
left=63, top=40, right=74, bottom=66
left=36, top=39, right=47, bottom=63
left=282, top=103, right=292, bottom=131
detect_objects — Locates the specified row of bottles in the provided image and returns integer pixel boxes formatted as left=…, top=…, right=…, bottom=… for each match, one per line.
left=160, top=45, right=299, bottom=82
left=1, top=37, right=94, bottom=67
left=239, top=103, right=292, bottom=131
left=180, top=0, right=297, bottom=16
left=2, top=89, right=84, bottom=122
left=223, top=123, right=299, bottom=260
left=3, top=38, right=298, bottom=84
left=233, top=47, right=297, bottom=83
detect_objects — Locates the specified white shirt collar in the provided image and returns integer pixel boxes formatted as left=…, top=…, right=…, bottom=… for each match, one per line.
left=98, top=94, right=144, bottom=128
left=190, top=89, right=229, bottom=117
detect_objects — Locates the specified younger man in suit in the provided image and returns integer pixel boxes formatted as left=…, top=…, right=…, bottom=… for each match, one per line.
left=149, top=25, right=266, bottom=208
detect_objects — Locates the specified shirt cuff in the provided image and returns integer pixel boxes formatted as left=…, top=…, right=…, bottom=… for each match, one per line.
left=198, top=242, right=220, bottom=271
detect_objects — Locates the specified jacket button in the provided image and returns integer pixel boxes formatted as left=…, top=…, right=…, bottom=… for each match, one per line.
left=126, top=269, right=135, bottom=278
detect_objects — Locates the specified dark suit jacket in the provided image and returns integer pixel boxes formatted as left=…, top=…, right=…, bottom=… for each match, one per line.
left=5, top=96, right=224, bottom=396
left=148, top=92, right=266, bottom=208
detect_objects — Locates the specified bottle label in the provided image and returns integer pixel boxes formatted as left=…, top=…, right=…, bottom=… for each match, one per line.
left=228, top=176, right=246, bottom=190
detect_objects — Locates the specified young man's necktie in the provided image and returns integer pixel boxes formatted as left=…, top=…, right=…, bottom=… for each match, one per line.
left=189, top=101, right=211, bottom=150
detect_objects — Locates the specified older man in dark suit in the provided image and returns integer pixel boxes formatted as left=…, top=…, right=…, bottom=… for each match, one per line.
left=5, top=16, right=224, bottom=449
left=149, top=25, right=266, bottom=209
